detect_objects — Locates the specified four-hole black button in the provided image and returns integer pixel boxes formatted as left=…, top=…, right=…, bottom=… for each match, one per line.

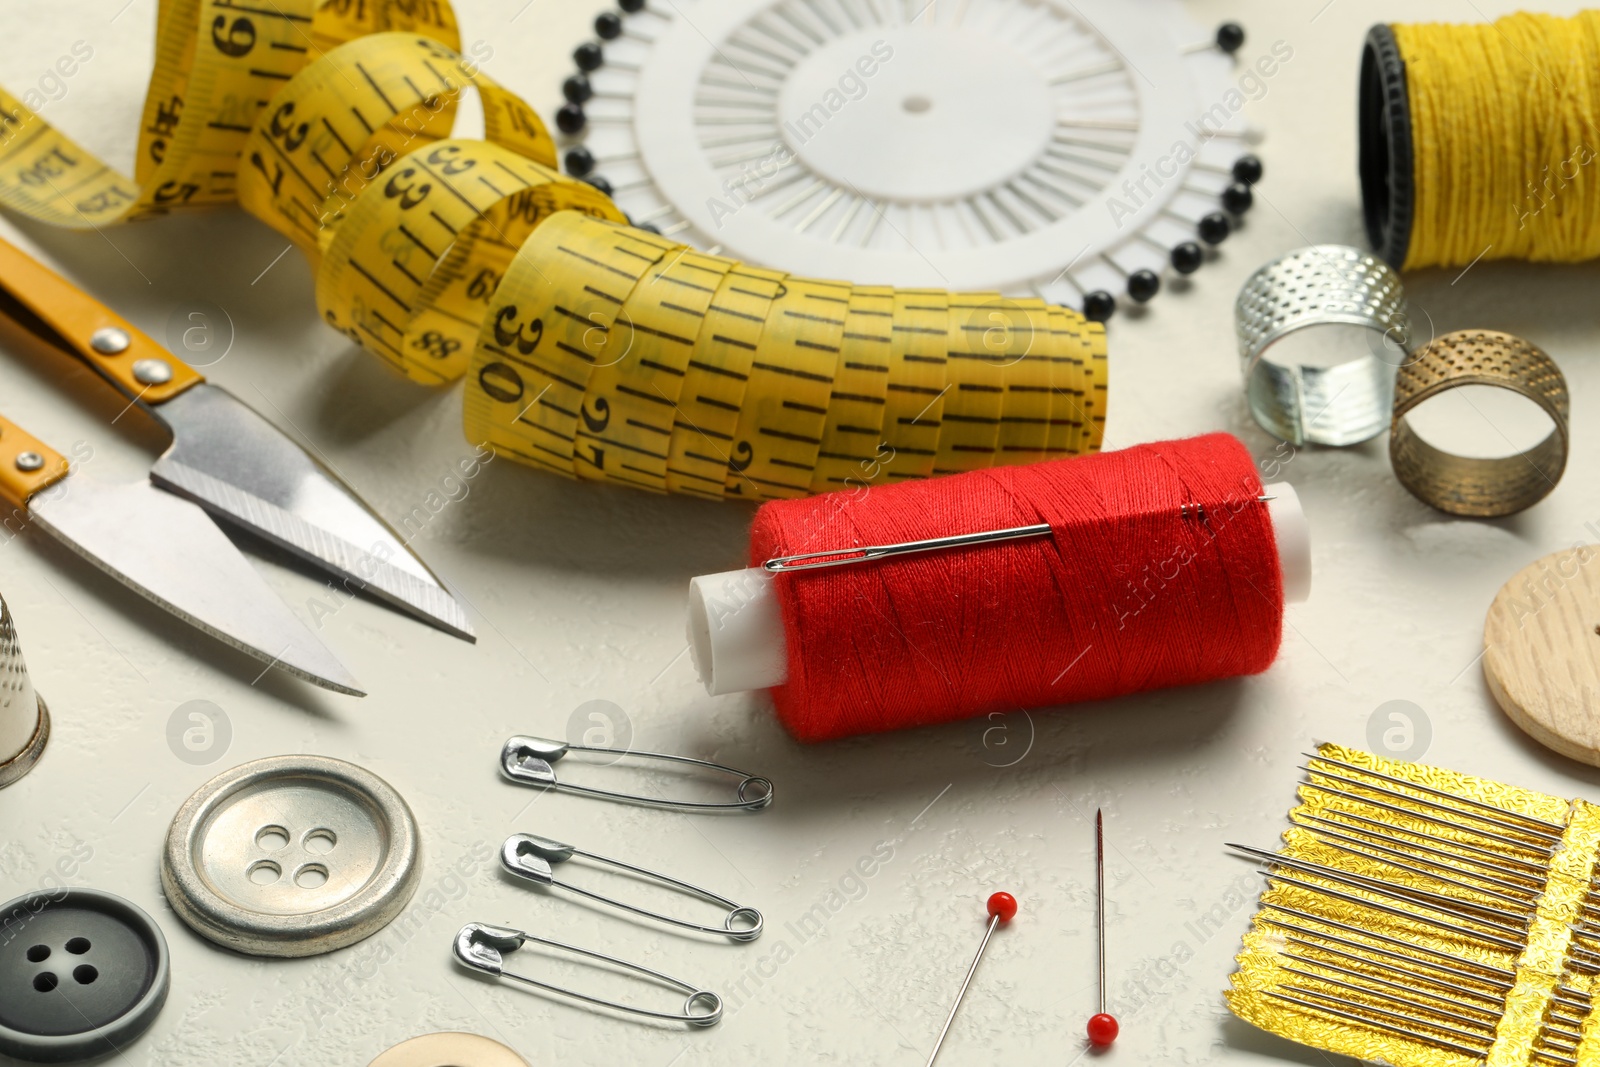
left=0, top=889, right=169, bottom=1062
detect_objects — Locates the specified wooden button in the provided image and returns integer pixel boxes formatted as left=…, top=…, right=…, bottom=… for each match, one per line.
left=1485, top=547, right=1600, bottom=765
left=367, top=1032, right=530, bottom=1067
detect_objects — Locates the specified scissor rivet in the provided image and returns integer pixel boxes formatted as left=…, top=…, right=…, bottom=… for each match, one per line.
left=89, top=327, right=130, bottom=354
left=132, top=358, right=173, bottom=385
left=14, top=451, right=44, bottom=473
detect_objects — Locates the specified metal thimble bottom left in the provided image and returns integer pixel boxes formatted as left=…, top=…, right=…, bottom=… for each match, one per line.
left=0, top=594, right=49, bottom=789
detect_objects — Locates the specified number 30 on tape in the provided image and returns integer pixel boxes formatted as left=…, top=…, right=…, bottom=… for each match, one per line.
left=0, top=0, right=1106, bottom=501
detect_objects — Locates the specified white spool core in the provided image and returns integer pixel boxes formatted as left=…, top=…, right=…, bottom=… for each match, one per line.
left=686, top=482, right=1311, bottom=696
left=1267, top=482, right=1311, bottom=606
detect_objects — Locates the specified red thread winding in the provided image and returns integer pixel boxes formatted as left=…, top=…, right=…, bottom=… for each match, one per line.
left=747, top=433, right=1285, bottom=742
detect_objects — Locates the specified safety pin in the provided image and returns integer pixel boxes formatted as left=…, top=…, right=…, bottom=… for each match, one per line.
left=762, top=497, right=1275, bottom=573
left=500, top=833, right=763, bottom=941
left=499, top=735, right=774, bottom=812
left=453, top=923, right=723, bottom=1027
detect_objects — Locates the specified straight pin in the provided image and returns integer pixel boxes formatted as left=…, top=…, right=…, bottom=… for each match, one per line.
left=1088, top=810, right=1119, bottom=1046
left=925, top=893, right=1017, bottom=1066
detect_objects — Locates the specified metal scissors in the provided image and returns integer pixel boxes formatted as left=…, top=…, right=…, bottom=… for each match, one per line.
left=0, top=412, right=362, bottom=693
left=0, top=234, right=473, bottom=643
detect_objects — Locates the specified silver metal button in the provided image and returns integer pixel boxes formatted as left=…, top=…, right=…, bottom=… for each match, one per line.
left=161, top=755, right=420, bottom=957
left=12, top=452, right=43, bottom=473
left=89, top=327, right=131, bottom=354
left=131, top=359, right=173, bottom=385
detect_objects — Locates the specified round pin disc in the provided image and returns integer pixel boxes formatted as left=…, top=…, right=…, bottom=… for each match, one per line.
left=367, top=1032, right=529, bottom=1066
left=161, top=755, right=420, bottom=957
left=0, top=889, right=169, bottom=1062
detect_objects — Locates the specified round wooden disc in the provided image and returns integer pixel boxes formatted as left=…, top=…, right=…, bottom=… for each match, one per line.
left=367, top=1032, right=529, bottom=1067
left=1484, top=547, right=1600, bottom=766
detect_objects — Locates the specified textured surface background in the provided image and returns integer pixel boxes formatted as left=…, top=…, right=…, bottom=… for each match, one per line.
left=1, top=1, right=1599, bottom=1064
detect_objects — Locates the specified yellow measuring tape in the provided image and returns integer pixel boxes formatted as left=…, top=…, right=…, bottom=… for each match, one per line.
left=0, top=0, right=1106, bottom=501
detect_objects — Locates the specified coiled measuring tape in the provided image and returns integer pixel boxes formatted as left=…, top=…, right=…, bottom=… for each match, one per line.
left=0, top=0, right=1106, bottom=501
left=462, top=212, right=1107, bottom=500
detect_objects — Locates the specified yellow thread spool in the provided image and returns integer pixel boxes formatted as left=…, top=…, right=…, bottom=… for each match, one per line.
left=1361, top=13, right=1600, bottom=270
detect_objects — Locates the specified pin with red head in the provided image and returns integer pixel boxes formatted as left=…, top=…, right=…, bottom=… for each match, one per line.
left=1089, top=809, right=1119, bottom=1048
left=924, top=893, right=1018, bottom=1066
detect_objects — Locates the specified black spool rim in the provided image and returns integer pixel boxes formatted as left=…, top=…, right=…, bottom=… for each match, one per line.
left=1359, top=24, right=1414, bottom=267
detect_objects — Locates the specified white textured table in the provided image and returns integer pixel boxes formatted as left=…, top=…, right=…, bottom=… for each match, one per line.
left=3, top=1, right=1599, bottom=1064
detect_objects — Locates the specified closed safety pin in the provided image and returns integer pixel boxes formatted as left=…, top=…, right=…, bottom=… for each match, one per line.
left=501, top=833, right=763, bottom=942
left=453, top=922, right=723, bottom=1027
left=499, top=735, right=774, bottom=812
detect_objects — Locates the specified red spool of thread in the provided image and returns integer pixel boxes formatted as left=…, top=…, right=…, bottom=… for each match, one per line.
left=687, top=434, right=1305, bottom=742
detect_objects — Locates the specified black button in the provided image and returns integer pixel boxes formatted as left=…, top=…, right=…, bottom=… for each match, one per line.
left=1216, top=22, right=1246, bottom=53
left=595, top=12, right=623, bottom=39
left=0, top=889, right=168, bottom=1062
left=1231, top=154, right=1264, bottom=185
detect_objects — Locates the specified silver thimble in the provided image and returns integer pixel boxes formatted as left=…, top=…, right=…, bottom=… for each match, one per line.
left=1235, top=245, right=1410, bottom=447
left=0, top=594, right=48, bottom=788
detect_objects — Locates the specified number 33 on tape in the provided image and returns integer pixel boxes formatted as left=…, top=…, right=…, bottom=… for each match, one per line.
left=0, top=0, right=1106, bottom=502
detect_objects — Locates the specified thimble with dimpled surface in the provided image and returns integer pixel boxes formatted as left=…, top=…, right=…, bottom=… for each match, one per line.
left=0, top=593, right=48, bottom=788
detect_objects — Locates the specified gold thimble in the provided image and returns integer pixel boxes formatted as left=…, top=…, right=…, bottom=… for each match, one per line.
left=0, top=593, right=48, bottom=788
left=1390, top=330, right=1569, bottom=517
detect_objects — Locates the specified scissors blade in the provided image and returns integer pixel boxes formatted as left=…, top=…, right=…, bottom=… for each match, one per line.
left=147, top=384, right=475, bottom=642
left=27, top=473, right=365, bottom=696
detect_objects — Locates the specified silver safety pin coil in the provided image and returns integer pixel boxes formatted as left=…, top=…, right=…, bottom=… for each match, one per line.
left=500, top=833, right=763, bottom=942
left=453, top=922, right=723, bottom=1027
left=499, top=735, right=774, bottom=812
